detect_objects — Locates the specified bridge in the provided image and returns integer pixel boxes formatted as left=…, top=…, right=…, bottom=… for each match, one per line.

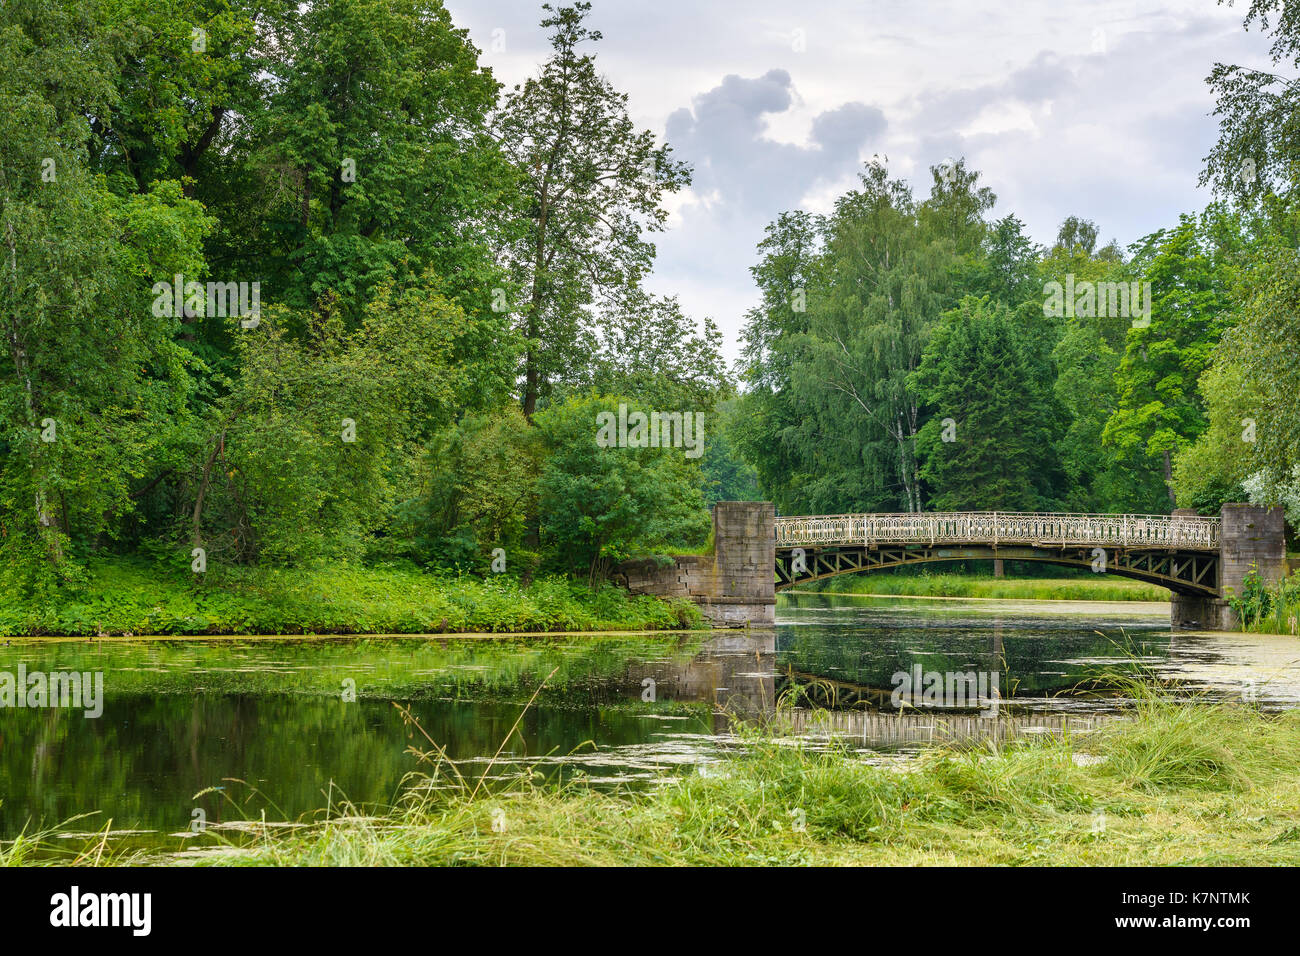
left=774, top=511, right=1220, bottom=596
left=620, top=502, right=1288, bottom=631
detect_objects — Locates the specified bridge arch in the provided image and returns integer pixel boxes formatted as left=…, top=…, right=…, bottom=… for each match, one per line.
left=774, top=543, right=1220, bottom=597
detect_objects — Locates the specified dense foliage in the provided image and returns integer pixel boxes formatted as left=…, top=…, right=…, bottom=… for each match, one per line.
left=0, top=0, right=733, bottom=608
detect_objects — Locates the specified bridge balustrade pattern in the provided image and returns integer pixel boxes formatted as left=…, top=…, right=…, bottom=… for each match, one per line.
left=774, top=512, right=1221, bottom=551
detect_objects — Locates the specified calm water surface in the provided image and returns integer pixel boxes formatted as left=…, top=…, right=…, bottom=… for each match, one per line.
left=2, top=593, right=1298, bottom=850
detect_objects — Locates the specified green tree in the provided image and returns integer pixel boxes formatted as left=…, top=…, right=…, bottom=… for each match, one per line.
left=910, top=297, right=1064, bottom=510
left=785, top=162, right=981, bottom=512
left=188, top=275, right=485, bottom=565
left=535, top=394, right=709, bottom=579
left=1043, top=217, right=1169, bottom=512
left=497, top=2, right=690, bottom=418
left=733, top=160, right=1003, bottom=514
left=733, top=210, right=822, bottom=511
left=237, top=0, right=516, bottom=321
left=704, top=398, right=763, bottom=505
left=968, top=214, right=1041, bottom=307
left=1201, top=0, right=1300, bottom=203
left=0, top=0, right=211, bottom=586
left=89, top=0, right=287, bottom=195
left=1180, top=249, right=1300, bottom=511
left=397, top=406, right=539, bottom=569
left=1103, top=209, right=1243, bottom=504
left=583, top=292, right=730, bottom=410
left=1171, top=358, right=1255, bottom=513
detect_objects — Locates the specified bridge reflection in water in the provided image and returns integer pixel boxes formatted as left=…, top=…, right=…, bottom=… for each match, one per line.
left=630, top=610, right=1161, bottom=747
left=775, top=709, right=1103, bottom=751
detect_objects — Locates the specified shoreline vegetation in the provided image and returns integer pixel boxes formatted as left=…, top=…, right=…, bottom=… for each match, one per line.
left=799, top=572, right=1170, bottom=603
left=9, top=558, right=1299, bottom=638
left=8, top=688, right=1299, bottom=867
left=2, top=560, right=1187, bottom=641
left=0, top=558, right=703, bottom=638
left=1226, top=570, right=1300, bottom=637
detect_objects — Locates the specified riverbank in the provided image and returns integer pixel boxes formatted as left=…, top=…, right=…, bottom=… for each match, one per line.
left=808, top=572, right=1169, bottom=602
left=14, top=692, right=1295, bottom=867
left=0, top=558, right=703, bottom=637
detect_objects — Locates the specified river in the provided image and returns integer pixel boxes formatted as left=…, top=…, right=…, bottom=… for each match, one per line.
left=1, top=593, right=1297, bottom=851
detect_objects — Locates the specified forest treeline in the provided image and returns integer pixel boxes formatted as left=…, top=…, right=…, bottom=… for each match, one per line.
left=733, top=166, right=1298, bottom=523
left=3, top=0, right=1300, bottom=601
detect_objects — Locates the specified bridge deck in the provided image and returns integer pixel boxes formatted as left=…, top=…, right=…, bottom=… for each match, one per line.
left=775, top=511, right=1220, bottom=551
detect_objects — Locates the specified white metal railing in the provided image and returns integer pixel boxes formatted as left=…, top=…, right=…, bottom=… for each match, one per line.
left=774, top=511, right=1220, bottom=551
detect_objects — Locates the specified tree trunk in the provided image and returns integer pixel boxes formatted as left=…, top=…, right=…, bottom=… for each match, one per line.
left=1162, top=449, right=1176, bottom=506
left=4, top=221, right=62, bottom=564
left=191, top=433, right=223, bottom=552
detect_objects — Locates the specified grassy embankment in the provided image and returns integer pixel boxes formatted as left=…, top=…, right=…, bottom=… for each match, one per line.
left=10, top=687, right=1299, bottom=867
left=0, top=557, right=703, bottom=637
left=802, top=571, right=1169, bottom=602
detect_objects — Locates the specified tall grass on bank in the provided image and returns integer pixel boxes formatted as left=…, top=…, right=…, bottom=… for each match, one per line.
left=197, top=693, right=1300, bottom=865
left=0, top=557, right=703, bottom=637
left=805, top=571, right=1168, bottom=602
left=14, top=680, right=1296, bottom=867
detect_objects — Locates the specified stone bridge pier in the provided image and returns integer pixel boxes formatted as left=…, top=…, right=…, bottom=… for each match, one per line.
left=619, top=501, right=776, bottom=627
left=1171, top=504, right=1288, bottom=630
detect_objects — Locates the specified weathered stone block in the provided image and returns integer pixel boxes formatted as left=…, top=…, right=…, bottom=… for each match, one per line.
left=617, top=502, right=776, bottom=627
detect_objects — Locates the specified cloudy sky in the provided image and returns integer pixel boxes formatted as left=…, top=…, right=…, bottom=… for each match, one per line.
left=445, top=0, right=1273, bottom=362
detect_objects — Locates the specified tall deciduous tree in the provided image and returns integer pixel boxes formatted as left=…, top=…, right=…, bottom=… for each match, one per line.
left=1044, top=217, right=1170, bottom=513
left=89, top=0, right=288, bottom=195
left=1202, top=0, right=1300, bottom=203
left=240, top=0, right=516, bottom=322
left=785, top=162, right=987, bottom=513
left=733, top=210, right=822, bottom=512
left=497, top=2, right=690, bottom=418
left=1103, top=208, right=1244, bottom=504
left=1176, top=248, right=1300, bottom=514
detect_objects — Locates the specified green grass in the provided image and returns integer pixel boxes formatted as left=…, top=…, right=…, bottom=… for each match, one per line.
left=806, top=572, right=1169, bottom=602
left=0, top=556, right=704, bottom=637
left=1230, top=571, right=1300, bottom=636
left=17, top=689, right=1300, bottom=867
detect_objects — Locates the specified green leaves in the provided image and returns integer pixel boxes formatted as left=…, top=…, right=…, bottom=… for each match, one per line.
left=738, top=161, right=997, bottom=514
left=535, top=394, right=710, bottom=579
left=497, top=2, right=691, bottom=416
left=0, top=1, right=214, bottom=586
left=911, top=297, right=1065, bottom=511
left=1104, top=208, right=1243, bottom=503
left=189, top=275, right=478, bottom=565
